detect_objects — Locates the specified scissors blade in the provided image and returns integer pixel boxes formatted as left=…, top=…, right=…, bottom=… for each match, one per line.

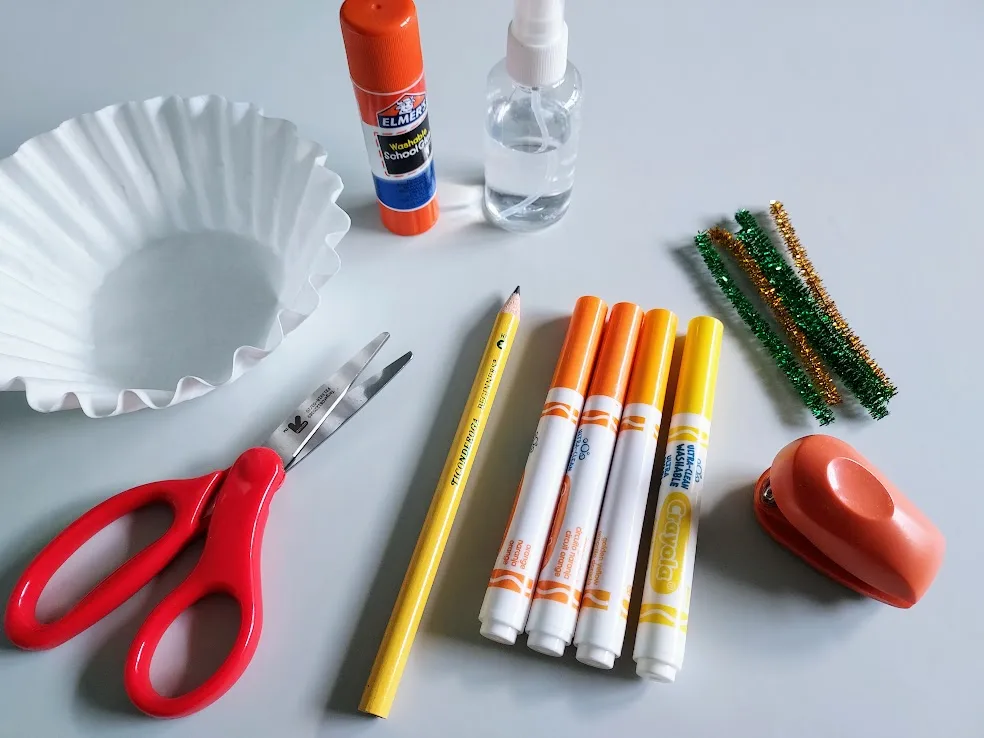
left=265, top=332, right=389, bottom=469
left=289, top=350, right=413, bottom=469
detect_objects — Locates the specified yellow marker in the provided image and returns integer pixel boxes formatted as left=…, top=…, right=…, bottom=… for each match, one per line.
left=360, top=287, right=521, bottom=718
left=633, top=315, right=723, bottom=683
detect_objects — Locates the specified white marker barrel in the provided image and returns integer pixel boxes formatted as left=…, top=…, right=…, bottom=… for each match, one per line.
left=574, top=309, right=677, bottom=669
left=525, top=303, right=643, bottom=656
left=479, top=296, right=608, bottom=644
left=634, top=316, right=722, bottom=683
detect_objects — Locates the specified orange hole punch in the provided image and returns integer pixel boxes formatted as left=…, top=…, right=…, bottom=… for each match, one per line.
left=753, top=435, right=944, bottom=608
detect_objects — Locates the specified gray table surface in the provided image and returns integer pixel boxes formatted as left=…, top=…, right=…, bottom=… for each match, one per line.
left=1, top=1, right=982, bottom=736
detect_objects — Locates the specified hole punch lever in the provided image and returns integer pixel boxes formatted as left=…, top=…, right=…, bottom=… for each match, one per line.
left=753, top=435, right=944, bottom=608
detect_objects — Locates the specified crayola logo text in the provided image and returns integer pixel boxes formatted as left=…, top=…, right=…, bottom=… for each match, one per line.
left=651, top=492, right=692, bottom=594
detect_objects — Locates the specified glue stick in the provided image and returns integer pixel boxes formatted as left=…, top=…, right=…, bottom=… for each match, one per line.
left=479, top=296, right=608, bottom=645
left=525, top=302, right=643, bottom=657
left=340, top=0, right=439, bottom=236
left=633, top=316, right=723, bottom=682
left=573, top=308, right=677, bottom=669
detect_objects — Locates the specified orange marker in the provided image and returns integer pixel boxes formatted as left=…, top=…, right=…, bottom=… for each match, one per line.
left=525, top=302, right=644, bottom=657
left=340, top=0, right=439, bottom=236
left=574, top=309, right=678, bottom=669
left=479, top=296, right=608, bottom=645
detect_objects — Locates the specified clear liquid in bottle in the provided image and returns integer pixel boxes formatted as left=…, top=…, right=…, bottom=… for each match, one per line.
left=483, top=59, right=582, bottom=232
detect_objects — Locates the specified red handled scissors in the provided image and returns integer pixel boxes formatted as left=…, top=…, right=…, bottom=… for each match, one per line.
left=3, top=332, right=411, bottom=718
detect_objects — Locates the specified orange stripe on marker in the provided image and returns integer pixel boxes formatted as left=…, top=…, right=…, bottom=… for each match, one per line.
left=533, top=580, right=573, bottom=605
left=541, top=402, right=579, bottom=422
left=489, top=569, right=529, bottom=585
left=534, top=591, right=570, bottom=604
left=488, top=579, right=523, bottom=593
left=535, top=580, right=571, bottom=592
left=543, top=402, right=573, bottom=411
left=582, top=589, right=611, bottom=610
left=541, top=409, right=574, bottom=420
left=620, top=415, right=647, bottom=432
left=581, top=410, right=617, bottom=431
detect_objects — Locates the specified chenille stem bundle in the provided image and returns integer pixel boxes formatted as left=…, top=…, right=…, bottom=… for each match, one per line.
left=769, top=200, right=897, bottom=400
left=690, top=203, right=896, bottom=423
left=693, top=231, right=835, bottom=425
left=733, top=210, right=890, bottom=420
left=707, top=226, right=841, bottom=407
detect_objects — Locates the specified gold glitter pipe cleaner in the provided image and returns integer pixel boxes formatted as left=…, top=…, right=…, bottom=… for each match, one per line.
left=769, top=201, right=897, bottom=397
left=708, top=226, right=842, bottom=406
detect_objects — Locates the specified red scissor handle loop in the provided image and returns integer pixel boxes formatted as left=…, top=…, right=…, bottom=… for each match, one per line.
left=124, top=446, right=285, bottom=718
left=3, top=471, right=224, bottom=650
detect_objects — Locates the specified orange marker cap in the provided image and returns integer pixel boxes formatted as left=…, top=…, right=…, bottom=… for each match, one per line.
left=550, top=296, right=609, bottom=395
left=586, top=302, right=644, bottom=402
left=340, top=0, right=424, bottom=92
left=625, top=309, right=678, bottom=408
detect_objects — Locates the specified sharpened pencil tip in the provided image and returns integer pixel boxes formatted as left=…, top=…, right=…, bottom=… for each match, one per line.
left=501, top=286, right=521, bottom=317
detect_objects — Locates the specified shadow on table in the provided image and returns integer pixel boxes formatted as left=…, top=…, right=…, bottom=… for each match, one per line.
left=338, top=158, right=515, bottom=243
left=698, top=479, right=864, bottom=604
left=0, top=389, right=39, bottom=420
left=695, top=478, right=878, bottom=658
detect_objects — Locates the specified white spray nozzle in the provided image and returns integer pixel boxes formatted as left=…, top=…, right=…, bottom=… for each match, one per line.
left=506, top=0, right=569, bottom=87
left=512, top=0, right=566, bottom=48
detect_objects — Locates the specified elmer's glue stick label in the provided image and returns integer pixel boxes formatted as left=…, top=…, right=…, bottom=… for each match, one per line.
left=525, top=303, right=643, bottom=657
left=354, top=81, right=436, bottom=214
left=340, top=0, right=439, bottom=236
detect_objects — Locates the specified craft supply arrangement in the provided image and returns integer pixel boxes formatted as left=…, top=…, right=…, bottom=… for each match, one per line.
left=0, top=0, right=947, bottom=726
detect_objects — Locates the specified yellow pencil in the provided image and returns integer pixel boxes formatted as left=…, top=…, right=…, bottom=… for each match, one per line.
left=360, top=286, right=521, bottom=718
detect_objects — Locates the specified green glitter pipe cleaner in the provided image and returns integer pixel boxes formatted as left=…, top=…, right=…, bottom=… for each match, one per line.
left=693, top=231, right=835, bottom=425
left=733, top=210, right=891, bottom=419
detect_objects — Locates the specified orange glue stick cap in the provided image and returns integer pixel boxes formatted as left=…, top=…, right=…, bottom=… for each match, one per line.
left=586, top=303, right=644, bottom=403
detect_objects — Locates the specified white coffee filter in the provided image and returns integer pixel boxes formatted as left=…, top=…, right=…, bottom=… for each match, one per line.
left=0, top=94, right=349, bottom=418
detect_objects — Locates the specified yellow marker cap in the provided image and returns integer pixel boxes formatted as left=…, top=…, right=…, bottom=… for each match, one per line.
left=673, top=316, right=724, bottom=419
left=625, top=308, right=678, bottom=408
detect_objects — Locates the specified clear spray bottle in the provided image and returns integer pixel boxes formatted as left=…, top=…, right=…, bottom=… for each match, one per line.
left=483, top=0, right=582, bottom=232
